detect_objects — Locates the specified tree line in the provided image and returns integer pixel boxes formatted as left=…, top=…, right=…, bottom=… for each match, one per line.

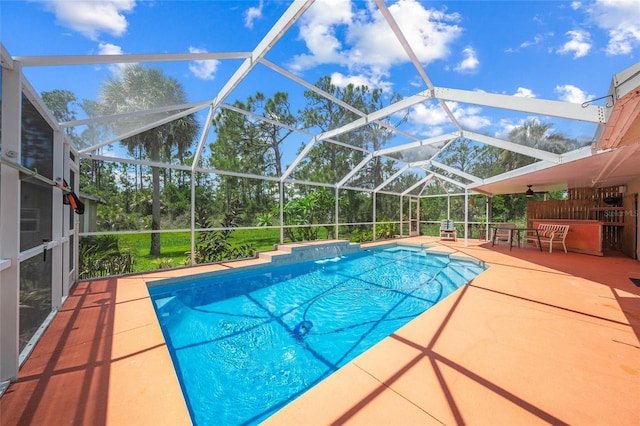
left=42, top=64, right=586, bottom=260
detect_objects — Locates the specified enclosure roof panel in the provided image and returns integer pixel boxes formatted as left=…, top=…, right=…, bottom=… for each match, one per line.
left=2, top=0, right=639, bottom=196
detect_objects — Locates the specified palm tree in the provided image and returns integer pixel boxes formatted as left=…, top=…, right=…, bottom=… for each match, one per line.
left=98, top=65, right=200, bottom=255
left=502, top=119, right=585, bottom=169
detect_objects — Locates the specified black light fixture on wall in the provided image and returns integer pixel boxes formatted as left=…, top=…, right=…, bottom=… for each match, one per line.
left=525, top=185, right=534, bottom=198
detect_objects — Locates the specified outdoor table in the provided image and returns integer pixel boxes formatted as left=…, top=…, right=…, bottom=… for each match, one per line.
left=513, top=228, right=542, bottom=251
left=492, top=227, right=542, bottom=251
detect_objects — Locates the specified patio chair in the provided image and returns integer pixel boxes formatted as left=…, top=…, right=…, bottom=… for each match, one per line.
left=492, top=223, right=516, bottom=245
left=439, top=219, right=457, bottom=241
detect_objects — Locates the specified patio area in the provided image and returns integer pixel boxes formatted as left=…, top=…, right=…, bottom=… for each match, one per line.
left=1, top=238, right=639, bottom=425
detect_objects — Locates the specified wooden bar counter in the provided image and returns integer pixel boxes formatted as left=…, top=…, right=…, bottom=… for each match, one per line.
left=532, top=219, right=604, bottom=256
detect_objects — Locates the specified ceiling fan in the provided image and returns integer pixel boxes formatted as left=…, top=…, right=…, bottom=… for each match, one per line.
left=525, top=185, right=547, bottom=198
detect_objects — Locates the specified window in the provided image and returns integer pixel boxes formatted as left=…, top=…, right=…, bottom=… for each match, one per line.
left=20, top=95, right=53, bottom=251
left=20, top=208, right=39, bottom=232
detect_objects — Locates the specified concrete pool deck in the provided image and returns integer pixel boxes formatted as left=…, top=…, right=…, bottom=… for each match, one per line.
left=1, top=238, right=639, bottom=425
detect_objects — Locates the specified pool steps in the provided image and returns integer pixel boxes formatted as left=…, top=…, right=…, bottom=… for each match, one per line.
left=258, top=240, right=361, bottom=265
left=150, top=247, right=486, bottom=323
left=150, top=240, right=486, bottom=290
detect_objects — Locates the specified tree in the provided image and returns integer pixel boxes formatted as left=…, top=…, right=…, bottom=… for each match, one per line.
left=281, top=187, right=338, bottom=241
left=97, top=65, right=200, bottom=255
left=77, top=99, right=116, bottom=193
left=438, top=138, right=479, bottom=173
left=255, top=92, right=296, bottom=177
left=433, top=121, right=587, bottom=223
left=495, top=120, right=586, bottom=220
left=501, top=119, right=585, bottom=170
left=209, top=91, right=295, bottom=219
left=296, top=77, right=405, bottom=223
left=41, top=89, right=77, bottom=137
left=470, top=145, right=504, bottom=179
left=297, top=77, right=402, bottom=185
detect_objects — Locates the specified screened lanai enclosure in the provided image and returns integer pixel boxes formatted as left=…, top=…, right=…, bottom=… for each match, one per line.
left=2, top=0, right=640, bottom=388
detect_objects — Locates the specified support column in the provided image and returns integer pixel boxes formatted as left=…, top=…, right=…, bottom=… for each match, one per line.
left=372, top=192, right=377, bottom=241
left=0, top=60, right=22, bottom=383
left=51, top=129, right=63, bottom=310
left=486, top=196, right=491, bottom=240
left=464, top=190, right=469, bottom=247
left=334, top=187, right=339, bottom=240
left=399, top=195, right=403, bottom=237
left=61, top=142, right=72, bottom=298
left=190, top=171, right=196, bottom=266
left=279, top=182, right=284, bottom=244
left=417, top=197, right=421, bottom=236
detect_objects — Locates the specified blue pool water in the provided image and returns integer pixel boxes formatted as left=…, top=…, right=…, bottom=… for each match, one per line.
left=148, top=244, right=485, bottom=425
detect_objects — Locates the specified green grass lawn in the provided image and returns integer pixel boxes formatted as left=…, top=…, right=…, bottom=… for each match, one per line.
left=90, top=224, right=431, bottom=276
left=81, top=221, right=490, bottom=280
left=84, top=222, right=476, bottom=277
left=115, top=228, right=282, bottom=272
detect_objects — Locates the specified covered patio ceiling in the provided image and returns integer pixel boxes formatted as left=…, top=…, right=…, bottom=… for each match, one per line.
left=470, top=142, right=640, bottom=196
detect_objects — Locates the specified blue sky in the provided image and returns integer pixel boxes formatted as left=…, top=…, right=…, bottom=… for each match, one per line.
left=2, top=0, right=639, bottom=162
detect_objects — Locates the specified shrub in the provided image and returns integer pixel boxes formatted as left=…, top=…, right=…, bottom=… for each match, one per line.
left=188, top=204, right=255, bottom=264
left=153, top=258, right=173, bottom=269
left=79, top=235, right=135, bottom=279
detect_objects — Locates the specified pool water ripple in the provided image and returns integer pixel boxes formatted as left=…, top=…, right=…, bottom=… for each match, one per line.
left=149, top=245, right=485, bottom=425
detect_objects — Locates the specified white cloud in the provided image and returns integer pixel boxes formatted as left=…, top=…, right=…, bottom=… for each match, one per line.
left=506, top=33, right=553, bottom=53
left=495, top=118, right=520, bottom=139
left=37, top=0, right=135, bottom=40
left=97, top=42, right=129, bottom=75
left=419, top=126, right=446, bottom=138
left=244, top=0, right=263, bottom=29
left=98, top=42, right=123, bottom=55
left=446, top=101, right=490, bottom=130
left=454, top=46, right=479, bottom=72
left=408, top=77, right=424, bottom=88
left=495, top=116, right=541, bottom=139
left=408, top=100, right=489, bottom=136
left=330, top=72, right=393, bottom=93
left=411, top=103, right=449, bottom=125
left=557, top=30, right=592, bottom=58
left=514, top=87, right=536, bottom=98
left=588, top=0, right=640, bottom=55
left=188, top=47, right=219, bottom=81
left=289, top=0, right=354, bottom=71
left=289, top=0, right=462, bottom=87
left=353, top=0, right=462, bottom=67
left=555, top=84, right=593, bottom=103
left=407, top=102, right=449, bottom=136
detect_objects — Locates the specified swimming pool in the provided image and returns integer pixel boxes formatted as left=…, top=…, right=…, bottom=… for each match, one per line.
left=148, top=244, right=485, bottom=425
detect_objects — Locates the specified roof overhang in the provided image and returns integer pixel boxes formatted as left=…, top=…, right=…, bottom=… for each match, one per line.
left=597, top=89, right=640, bottom=150
left=471, top=61, right=640, bottom=197
left=470, top=142, right=640, bottom=196
left=596, top=61, right=640, bottom=150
